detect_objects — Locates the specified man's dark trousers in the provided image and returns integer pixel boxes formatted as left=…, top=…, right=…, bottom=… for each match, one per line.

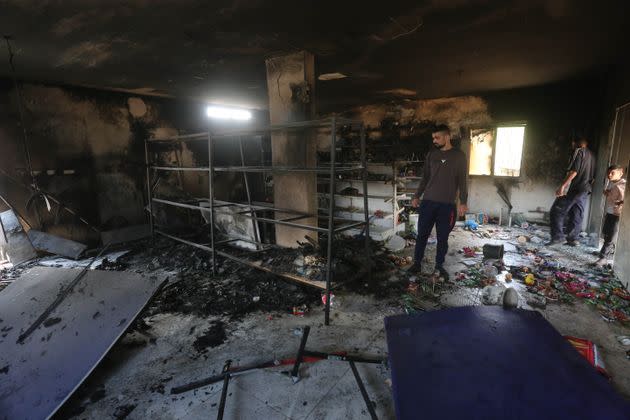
left=549, top=191, right=588, bottom=241
left=414, top=200, right=456, bottom=267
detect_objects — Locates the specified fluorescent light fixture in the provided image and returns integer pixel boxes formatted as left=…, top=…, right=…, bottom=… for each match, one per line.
left=206, top=106, right=252, bottom=120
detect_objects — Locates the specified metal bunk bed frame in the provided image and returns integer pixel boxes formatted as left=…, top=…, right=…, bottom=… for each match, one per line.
left=144, top=117, right=371, bottom=325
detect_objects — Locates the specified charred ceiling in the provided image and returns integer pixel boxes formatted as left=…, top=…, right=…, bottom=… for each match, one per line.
left=0, top=0, right=628, bottom=110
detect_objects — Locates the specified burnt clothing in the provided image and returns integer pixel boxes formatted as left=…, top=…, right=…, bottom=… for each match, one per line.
left=549, top=191, right=588, bottom=242
left=414, top=200, right=456, bottom=267
left=599, top=213, right=620, bottom=258
left=415, top=148, right=468, bottom=204
left=566, top=147, right=595, bottom=194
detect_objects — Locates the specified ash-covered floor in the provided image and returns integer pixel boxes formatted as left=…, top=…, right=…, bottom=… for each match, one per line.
left=5, top=223, right=626, bottom=419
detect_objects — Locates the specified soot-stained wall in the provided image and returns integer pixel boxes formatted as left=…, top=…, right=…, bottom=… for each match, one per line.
left=596, top=57, right=630, bottom=288
left=345, top=78, right=604, bottom=224
left=0, top=80, right=264, bottom=245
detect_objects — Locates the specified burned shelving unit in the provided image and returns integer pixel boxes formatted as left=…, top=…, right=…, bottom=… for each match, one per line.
left=145, top=118, right=371, bottom=325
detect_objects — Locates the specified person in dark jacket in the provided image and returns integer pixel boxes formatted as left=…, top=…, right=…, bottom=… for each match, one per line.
left=409, top=124, right=468, bottom=280
left=547, top=137, right=595, bottom=246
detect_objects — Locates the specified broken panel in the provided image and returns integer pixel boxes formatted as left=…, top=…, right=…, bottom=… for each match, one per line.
left=0, top=266, right=165, bottom=420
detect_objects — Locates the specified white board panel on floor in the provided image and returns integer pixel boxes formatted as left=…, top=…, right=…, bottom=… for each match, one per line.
left=0, top=266, right=164, bottom=420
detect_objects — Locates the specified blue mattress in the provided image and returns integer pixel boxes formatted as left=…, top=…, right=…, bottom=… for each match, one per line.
left=384, top=306, right=630, bottom=420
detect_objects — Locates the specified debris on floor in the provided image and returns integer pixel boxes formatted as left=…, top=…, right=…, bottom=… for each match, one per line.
left=565, top=335, right=610, bottom=378
left=451, top=224, right=630, bottom=325
left=27, top=229, right=88, bottom=259
left=193, top=321, right=227, bottom=353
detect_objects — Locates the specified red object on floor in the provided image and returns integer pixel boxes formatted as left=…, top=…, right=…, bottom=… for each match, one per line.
left=565, top=336, right=610, bottom=379
left=462, top=247, right=476, bottom=258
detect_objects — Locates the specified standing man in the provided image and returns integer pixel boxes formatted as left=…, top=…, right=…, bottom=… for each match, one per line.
left=409, top=124, right=468, bottom=279
left=595, top=164, right=625, bottom=266
left=547, top=137, right=595, bottom=246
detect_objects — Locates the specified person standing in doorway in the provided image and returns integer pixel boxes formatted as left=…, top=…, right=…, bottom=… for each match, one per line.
left=409, top=124, right=468, bottom=279
left=547, top=137, right=595, bottom=246
left=595, top=165, right=626, bottom=266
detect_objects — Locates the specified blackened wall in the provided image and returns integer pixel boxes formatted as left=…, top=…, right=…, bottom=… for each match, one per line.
left=345, top=78, right=605, bottom=223
left=0, top=80, right=265, bottom=245
left=595, top=58, right=630, bottom=288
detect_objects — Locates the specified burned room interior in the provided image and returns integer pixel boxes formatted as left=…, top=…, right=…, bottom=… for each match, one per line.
left=1, top=1, right=630, bottom=419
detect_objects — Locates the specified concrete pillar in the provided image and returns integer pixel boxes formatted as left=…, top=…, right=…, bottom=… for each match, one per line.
left=607, top=106, right=630, bottom=289
left=265, top=51, right=317, bottom=247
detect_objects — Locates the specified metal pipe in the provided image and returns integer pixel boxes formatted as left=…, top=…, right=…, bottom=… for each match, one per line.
left=290, top=326, right=310, bottom=383
left=278, top=215, right=310, bottom=222
left=149, top=117, right=361, bottom=142
left=213, top=165, right=362, bottom=173
left=302, top=350, right=386, bottom=365
left=149, top=132, right=208, bottom=142
left=216, top=360, right=232, bottom=420
left=349, top=361, right=378, bottom=420
left=334, top=221, right=368, bottom=233
left=325, top=117, right=337, bottom=326
left=152, top=198, right=207, bottom=211
left=171, top=359, right=279, bottom=395
left=236, top=216, right=328, bottom=233
left=153, top=198, right=357, bottom=229
left=208, top=131, right=217, bottom=275
left=155, top=230, right=213, bottom=252
left=360, top=123, right=371, bottom=284
left=214, top=238, right=241, bottom=245
left=210, top=117, right=358, bottom=138
left=215, top=249, right=325, bottom=289
left=239, top=136, right=261, bottom=247
left=151, top=166, right=210, bottom=172
left=144, top=139, right=155, bottom=239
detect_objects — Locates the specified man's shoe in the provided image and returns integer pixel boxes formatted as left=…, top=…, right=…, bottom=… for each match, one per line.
left=408, top=264, right=422, bottom=274
left=434, top=266, right=449, bottom=281
left=594, top=257, right=607, bottom=266
left=565, top=239, right=578, bottom=247
left=545, top=240, right=561, bottom=246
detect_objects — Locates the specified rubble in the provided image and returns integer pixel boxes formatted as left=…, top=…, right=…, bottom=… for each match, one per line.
left=107, top=236, right=408, bottom=320
left=452, top=224, right=630, bottom=324
left=503, top=288, right=519, bottom=308
left=385, top=235, right=406, bottom=252
left=481, top=284, right=506, bottom=305
left=193, top=321, right=227, bottom=353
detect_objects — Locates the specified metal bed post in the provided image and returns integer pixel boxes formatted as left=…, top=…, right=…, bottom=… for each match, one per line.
left=144, top=138, right=154, bottom=240
left=325, top=117, right=337, bottom=326
left=239, top=136, right=261, bottom=248
left=360, top=124, right=371, bottom=279
left=349, top=361, right=379, bottom=420
left=208, top=130, right=217, bottom=275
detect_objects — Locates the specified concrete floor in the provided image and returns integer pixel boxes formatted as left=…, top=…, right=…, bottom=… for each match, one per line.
left=56, top=297, right=397, bottom=419
left=48, top=225, right=630, bottom=419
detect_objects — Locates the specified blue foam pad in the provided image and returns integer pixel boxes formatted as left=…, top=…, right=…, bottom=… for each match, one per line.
left=385, top=307, right=630, bottom=420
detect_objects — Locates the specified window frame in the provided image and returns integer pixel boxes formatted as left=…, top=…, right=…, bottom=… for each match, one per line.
left=468, top=122, right=526, bottom=179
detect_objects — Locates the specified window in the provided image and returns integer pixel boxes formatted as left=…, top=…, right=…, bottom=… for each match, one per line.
left=469, top=129, right=494, bottom=176
left=469, top=125, right=525, bottom=177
